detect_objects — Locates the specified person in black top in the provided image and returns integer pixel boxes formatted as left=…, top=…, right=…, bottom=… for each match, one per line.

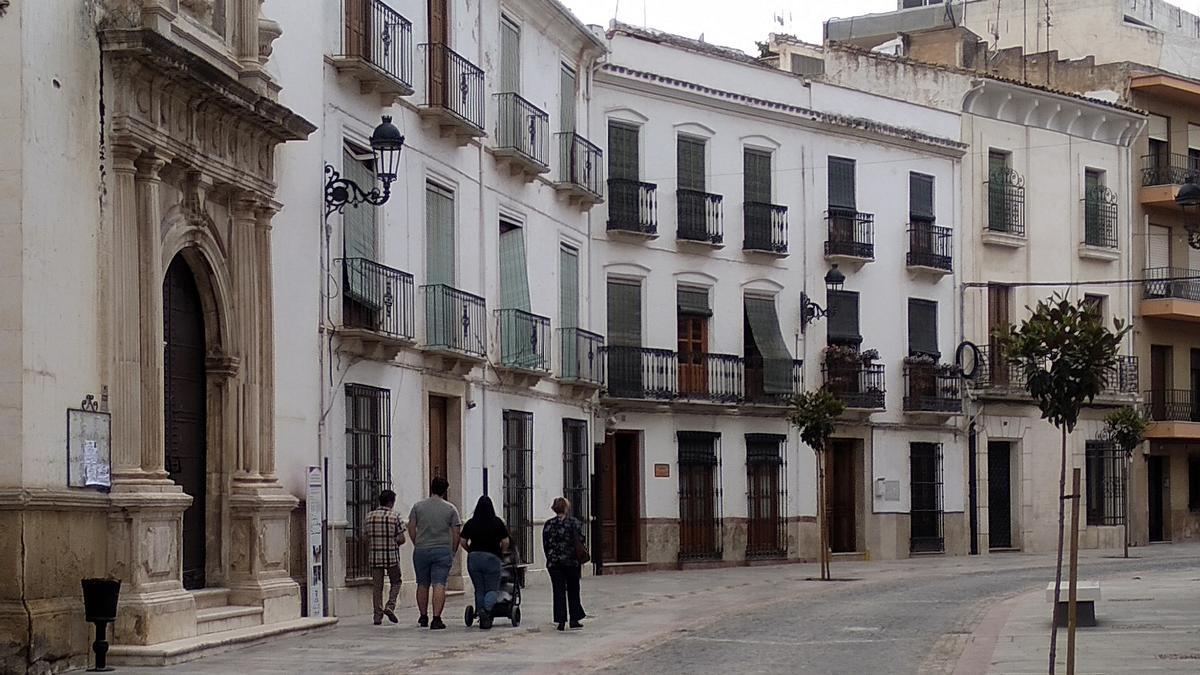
left=460, top=495, right=509, bottom=629
left=542, top=496, right=587, bottom=631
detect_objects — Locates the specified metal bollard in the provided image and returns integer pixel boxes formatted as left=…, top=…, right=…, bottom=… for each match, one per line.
left=81, top=578, right=121, bottom=672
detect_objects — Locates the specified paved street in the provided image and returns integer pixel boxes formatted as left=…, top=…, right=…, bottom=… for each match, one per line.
left=122, top=544, right=1200, bottom=674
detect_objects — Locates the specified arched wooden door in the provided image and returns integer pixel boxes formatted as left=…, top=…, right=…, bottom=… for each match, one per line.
left=164, top=255, right=208, bottom=590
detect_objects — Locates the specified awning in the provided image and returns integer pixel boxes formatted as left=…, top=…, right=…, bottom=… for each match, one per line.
left=745, top=297, right=794, bottom=394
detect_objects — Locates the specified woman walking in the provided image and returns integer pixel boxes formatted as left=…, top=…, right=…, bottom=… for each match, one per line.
left=460, top=495, right=509, bottom=629
left=542, top=497, right=587, bottom=631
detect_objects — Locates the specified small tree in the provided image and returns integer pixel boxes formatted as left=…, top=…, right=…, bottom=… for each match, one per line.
left=995, top=294, right=1129, bottom=674
left=1103, top=407, right=1148, bottom=559
left=788, top=389, right=846, bottom=581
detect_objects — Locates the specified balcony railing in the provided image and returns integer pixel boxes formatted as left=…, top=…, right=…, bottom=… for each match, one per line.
left=419, top=43, right=485, bottom=132
left=559, top=327, right=605, bottom=386
left=603, top=346, right=677, bottom=400
left=1083, top=185, right=1118, bottom=248
left=903, top=363, right=962, bottom=413
left=339, top=258, right=415, bottom=340
left=972, top=347, right=1138, bottom=397
left=907, top=222, right=952, bottom=271
left=335, top=0, right=414, bottom=90
left=1143, top=267, right=1200, bottom=301
left=1140, top=153, right=1200, bottom=186
left=822, top=363, right=886, bottom=410
left=495, top=93, right=549, bottom=169
left=602, top=347, right=799, bottom=404
left=677, top=189, right=723, bottom=244
left=556, top=132, right=603, bottom=199
left=745, top=357, right=804, bottom=404
left=1145, top=389, right=1200, bottom=422
left=607, top=179, right=658, bottom=235
left=824, top=208, right=875, bottom=259
left=986, top=168, right=1025, bottom=236
left=496, top=308, right=550, bottom=372
left=743, top=202, right=789, bottom=253
left=422, top=284, right=486, bottom=358
left=677, top=352, right=743, bottom=402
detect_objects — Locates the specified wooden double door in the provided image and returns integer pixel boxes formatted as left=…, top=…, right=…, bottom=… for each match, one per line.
left=598, top=432, right=642, bottom=563
left=826, top=440, right=858, bottom=554
left=678, top=314, right=708, bottom=396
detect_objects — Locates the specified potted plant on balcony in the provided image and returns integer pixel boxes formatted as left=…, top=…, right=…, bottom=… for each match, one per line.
left=904, top=353, right=938, bottom=400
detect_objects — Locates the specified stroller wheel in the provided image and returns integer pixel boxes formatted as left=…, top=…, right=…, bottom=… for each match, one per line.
left=464, top=606, right=475, bottom=627
left=510, top=606, right=521, bottom=627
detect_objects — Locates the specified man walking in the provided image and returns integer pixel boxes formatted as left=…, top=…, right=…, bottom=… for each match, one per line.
left=407, top=477, right=461, bottom=629
left=365, top=489, right=405, bottom=626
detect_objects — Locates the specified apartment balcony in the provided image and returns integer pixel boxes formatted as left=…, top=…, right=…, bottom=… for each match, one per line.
left=970, top=347, right=1139, bottom=403
left=421, top=283, right=486, bottom=374
left=982, top=169, right=1026, bottom=248
left=902, top=362, right=962, bottom=416
left=824, top=208, right=874, bottom=263
left=336, top=258, right=415, bottom=360
left=1144, top=389, right=1200, bottom=440
left=554, top=133, right=604, bottom=207
left=493, top=93, right=550, bottom=179
left=557, top=327, right=605, bottom=396
left=677, top=189, right=724, bottom=246
left=330, top=0, right=414, bottom=100
left=1143, top=267, right=1200, bottom=322
left=822, top=363, right=886, bottom=413
left=418, top=43, right=485, bottom=145
left=1080, top=185, right=1120, bottom=261
left=607, top=178, right=658, bottom=237
left=743, top=202, right=789, bottom=255
left=906, top=222, right=952, bottom=275
left=744, top=356, right=804, bottom=407
left=494, top=308, right=551, bottom=386
left=1139, top=153, right=1199, bottom=208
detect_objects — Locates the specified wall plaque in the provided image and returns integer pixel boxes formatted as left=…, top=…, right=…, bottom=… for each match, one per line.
left=67, top=396, right=112, bottom=490
left=654, top=463, right=670, bottom=478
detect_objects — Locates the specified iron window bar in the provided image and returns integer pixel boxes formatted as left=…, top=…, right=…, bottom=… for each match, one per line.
left=910, top=442, right=944, bottom=553
left=677, top=432, right=723, bottom=562
left=985, top=167, right=1025, bottom=236
left=906, top=222, right=952, bottom=271
left=676, top=188, right=724, bottom=244
left=494, top=92, right=550, bottom=169
left=1085, top=441, right=1125, bottom=527
left=824, top=208, right=875, bottom=259
left=743, top=202, right=789, bottom=253
left=556, top=132, right=604, bottom=198
left=562, top=419, right=590, bottom=525
left=502, top=410, right=535, bottom=564
left=607, top=178, right=658, bottom=235
left=338, top=258, right=415, bottom=340
left=418, top=43, right=485, bottom=132
left=344, top=383, right=393, bottom=580
left=336, top=0, right=414, bottom=90
left=421, top=284, right=486, bottom=357
left=558, top=327, right=605, bottom=385
left=745, top=434, right=787, bottom=559
left=495, top=308, right=551, bottom=373
left=1083, top=185, right=1119, bottom=248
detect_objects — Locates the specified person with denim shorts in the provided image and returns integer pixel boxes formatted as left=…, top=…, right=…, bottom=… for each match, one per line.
left=407, top=476, right=461, bottom=629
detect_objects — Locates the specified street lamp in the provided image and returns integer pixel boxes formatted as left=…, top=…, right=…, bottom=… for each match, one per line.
left=1176, top=182, right=1200, bottom=249
left=800, top=264, right=846, bottom=332
left=324, top=115, right=405, bottom=217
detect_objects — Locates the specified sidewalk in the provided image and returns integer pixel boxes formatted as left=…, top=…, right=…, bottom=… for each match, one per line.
left=958, top=560, right=1200, bottom=674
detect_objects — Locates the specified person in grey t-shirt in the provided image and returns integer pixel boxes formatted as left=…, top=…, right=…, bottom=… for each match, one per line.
left=406, top=476, right=461, bottom=629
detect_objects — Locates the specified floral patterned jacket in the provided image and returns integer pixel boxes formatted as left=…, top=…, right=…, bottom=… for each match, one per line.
left=542, top=515, right=584, bottom=569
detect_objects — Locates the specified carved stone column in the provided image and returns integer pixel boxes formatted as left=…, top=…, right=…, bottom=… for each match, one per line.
left=255, top=204, right=278, bottom=478
left=231, top=196, right=262, bottom=479
left=109, top=145, right=146, bottom=480
left=135, top=152, right=171, bottom=478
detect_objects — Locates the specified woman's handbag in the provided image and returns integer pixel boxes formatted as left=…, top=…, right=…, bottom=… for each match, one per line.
left=573, top=522, right=591, bottom=565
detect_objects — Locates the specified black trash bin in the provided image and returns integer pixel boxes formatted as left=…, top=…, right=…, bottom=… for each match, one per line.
left=81, top=578, right=121, bottom=672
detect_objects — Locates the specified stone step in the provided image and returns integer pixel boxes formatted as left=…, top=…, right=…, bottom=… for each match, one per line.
left=191, top=588, right=232, bottom=610
left=107, top=617, right=338, bottom=667
left=196, top=605, right=264, bottom=635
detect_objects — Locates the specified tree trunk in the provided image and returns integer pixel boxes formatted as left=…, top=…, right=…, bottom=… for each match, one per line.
left=816, top=449, right=830, bottom=581
left=1048, top=425, right=1068, bottom=674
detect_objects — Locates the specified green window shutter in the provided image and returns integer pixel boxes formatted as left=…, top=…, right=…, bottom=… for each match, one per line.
left=677, top=287, right=711, bottom=316
left=826, top=290, right=861, bottom=344
left=744, top=296, right=794, bottom=394
left=342, top=149, right=377, bottom=261
left=910, top=172, right=935, bottom=220
left=907, top=299, right=938, bottom=357
left=609, top=122, right=639, bottom=181
left=744, top=149, right=772, bottom=204
left=498, top=223, right=531, bottom=311
left=500, top=16, right=520, bottom=92
left=559, top=246, right=579, bottom=329
left=606, top=279, right=641, bottom=346
left=677, top=136, right=706, bottom=191
left=828, top=157, right=856, bottom=210
left=425, top=183, right=455, bottom=287
left=560, top=65, right=577, bottom=133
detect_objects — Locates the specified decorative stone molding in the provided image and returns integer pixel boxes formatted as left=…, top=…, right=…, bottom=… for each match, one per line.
left=258, top=14, right=282, bottom=61
left=180, top=0, right=214, bottom=23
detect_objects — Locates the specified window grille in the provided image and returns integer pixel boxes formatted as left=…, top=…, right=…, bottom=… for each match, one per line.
left=344, top=384, right=392, bottom=580
left=746, top=434, right=787, bottom=558
left=503, top=410, right=535, bottom=563
left=986, top=152, right=1025, bottom=236
left=1085, top=441, right=1125, bottom=526
left=678, top=431, right=722, bottom=561
left=562, top=419, right=590, bottom=524
left=910, top=442, right=944, bottom=553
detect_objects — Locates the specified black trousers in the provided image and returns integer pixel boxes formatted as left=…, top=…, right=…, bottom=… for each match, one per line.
left=548, top=565, right=586, bottom=624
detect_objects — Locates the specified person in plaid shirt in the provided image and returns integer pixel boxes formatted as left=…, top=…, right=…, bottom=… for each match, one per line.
left=366, top=489, right=406, bottom=625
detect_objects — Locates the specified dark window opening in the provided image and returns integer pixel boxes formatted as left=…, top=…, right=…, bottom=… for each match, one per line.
left=345, top=384, right=392, bottom=580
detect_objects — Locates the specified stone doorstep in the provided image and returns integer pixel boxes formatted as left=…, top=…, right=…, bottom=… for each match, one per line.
left=196, top=605, right=263, bottom=635
left=106, top=617, right=338, bottom=667
left=191, top=588, right=232, bottom=610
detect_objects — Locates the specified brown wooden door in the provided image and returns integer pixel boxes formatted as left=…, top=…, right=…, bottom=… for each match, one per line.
left=344, top=0, right=369, bottom=60
left=599, top=431, right=641, bottom=564
left=747, top=461, right=780, bottom=554
left=987, top=284, right=1011, bottom=385
left=598, top=436, right=618, bottom=562
left=826, top=441, right=857, bottom=553
left=428, top=0, right=448, bottom=106
left=679, top=461, right=716, bottom=557
left=1147, top=455, right=1168, bottom=542
left=428, top=396, right=448, bottom=481
left=164, top=256, right=208, bottom=590
left=677, top=314, right=708, bottom=396
left=1151, top=345, right=1170, bottom=419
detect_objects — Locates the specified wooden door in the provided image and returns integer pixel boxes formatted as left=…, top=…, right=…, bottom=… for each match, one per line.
left=1147, top=456, right=1168, bottom=542
left=826, top=441, right=857, bottom=553
left=598, top=436, right=618, bottom=563
left=746, top=461, right=780, bottom=554
left=1151, top=345, right=1171, bottom=419
left=679, top=462, right=716, bottom=557
left=427, top=0, right=448, bottom=106
left=164, top=256, right=208, bottom=590
left=615, top=433, right=641, bottom=561
left=677, top=314, right=708, bottom=396
left=987, top=441, right=1013, bottom=549
left=987, top=284, right=1011, bottom=385
left=344, top=0, right=368, bottom=59
left=428, top=396, right=448, bottom=481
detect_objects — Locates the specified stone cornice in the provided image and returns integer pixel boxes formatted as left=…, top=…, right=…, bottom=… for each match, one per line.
left=963, top=78, right=1146, bottom=147
left=0, top=488, right=111, bottom=510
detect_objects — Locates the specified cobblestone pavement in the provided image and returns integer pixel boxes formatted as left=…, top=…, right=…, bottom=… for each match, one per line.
left=121, top=544, right=1200, bottom=675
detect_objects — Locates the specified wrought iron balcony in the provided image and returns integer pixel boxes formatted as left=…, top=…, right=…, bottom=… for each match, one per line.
left=822, top=363, right=886, bottom=410
left=494, top=93, right=549, bottom=174
left=824, top=208, right=875, bottom=260
left=744, top=357, right=803, bottom=405
left=602, top=346, right=746, bottom=403
left=1083, top=185, right=1118, bottom=248
left=418, top=43, right=485, bottom=139
left=985, top=168, right=1025, bottom=237
left=607, top=178, right=658, bottom=236
left=422, top=284, right=486, bottom=359
left=332, top=0, right=414, bottom=96
left=1145, top=389, right=1200, bottom=422
left=495, top=308, right=550, bottom=374
left=555, top=133, right=603, bottom=203
left=1143, top=267, right=1200, bottom=301
left=338, top=258, right=415, bottom=358
left=677, top=189, right=724, bottom=244
left=1140, top=153, right=1200, bottom=186
left=971, top=347, right=1138, bottom=398
left=743, top=202, right=788, bottom=254
left=907, top=222, right=952, bottom=272
left=902, top=363, right=962, bottom=414
left=558, top=327, right=605, bottom=386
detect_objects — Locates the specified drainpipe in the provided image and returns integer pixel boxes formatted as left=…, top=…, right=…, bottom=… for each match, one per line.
left=477, top=5, right=489, bottom=497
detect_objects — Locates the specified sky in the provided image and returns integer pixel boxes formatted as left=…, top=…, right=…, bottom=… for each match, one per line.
left=559, top=0, right=1200, bottom=54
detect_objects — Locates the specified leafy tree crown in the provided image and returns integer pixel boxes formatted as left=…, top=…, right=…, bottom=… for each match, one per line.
left=1103, top=407, right=1148, bottom=456
left=788, top=389, right=845, bottom=453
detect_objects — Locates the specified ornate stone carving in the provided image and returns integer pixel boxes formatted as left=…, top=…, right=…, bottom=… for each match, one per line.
left=180, top=0, right=215, bottom=23
left=258, top=14, right=282, bottom=61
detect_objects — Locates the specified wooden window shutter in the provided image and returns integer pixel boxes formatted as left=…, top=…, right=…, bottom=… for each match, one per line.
left=677, top=136, right=706, bottom=191
left=608, top=122, right=639, bottom=181
left=559, top=246, right=579, bottom=329
left=910, top=172, right=935, bottom=221
left=606, top=279, right=642, bottom=346
left=828, top=157, right=856, bottom=210
left=826, top=290, right=860, bottom=343
left=744, top=149, right=772, bottom=204
left=908, top=299, right=939, bottom=357
left=425, top=183, right=455, bottom=286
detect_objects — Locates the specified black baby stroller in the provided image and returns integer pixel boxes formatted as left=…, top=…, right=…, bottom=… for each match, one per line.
left=465, top=549, right=524, bottom=627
